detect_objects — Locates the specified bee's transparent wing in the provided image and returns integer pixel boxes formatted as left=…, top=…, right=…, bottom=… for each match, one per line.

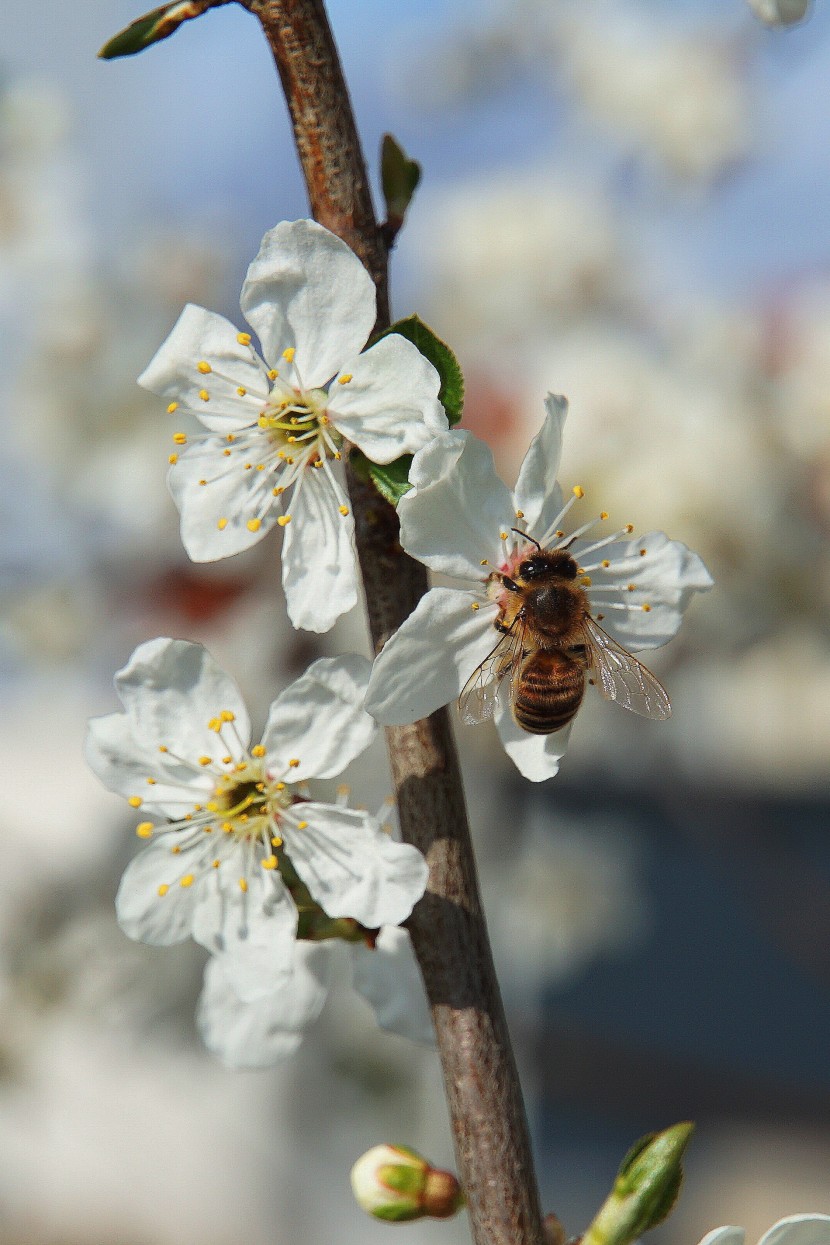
left=582, top=617, right=671, bottom=720
left=458, top=619, right=525, bottom=726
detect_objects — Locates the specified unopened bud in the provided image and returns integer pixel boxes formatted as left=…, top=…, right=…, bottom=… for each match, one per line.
left=543, top=1212, right=567, bottom=1245
left=745, top=0, right=810, bottom=26
left=350, top=1144, right=464, bottom=1223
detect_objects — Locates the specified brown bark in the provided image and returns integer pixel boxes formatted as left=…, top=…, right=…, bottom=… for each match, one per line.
left=243, top=3, right=545, bottom=1241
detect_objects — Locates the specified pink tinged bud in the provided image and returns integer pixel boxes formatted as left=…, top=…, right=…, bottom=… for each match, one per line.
left=543, top=1213, right=567, bottom=1245
left=350, top=1144, right=464, bottom=1223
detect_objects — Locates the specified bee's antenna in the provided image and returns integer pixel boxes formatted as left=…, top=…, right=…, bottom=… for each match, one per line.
left=512, top=527, right=542, bottom=552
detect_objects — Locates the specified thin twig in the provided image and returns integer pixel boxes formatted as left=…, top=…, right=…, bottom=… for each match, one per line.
left=242, top=3, right=546, bottom=1242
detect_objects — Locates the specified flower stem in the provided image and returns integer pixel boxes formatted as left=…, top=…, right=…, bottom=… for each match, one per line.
left=242, top=2, right=546, bottom=1242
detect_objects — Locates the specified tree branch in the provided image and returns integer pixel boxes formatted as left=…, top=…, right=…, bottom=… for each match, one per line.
left=243, top=3, right=545, bottom=1242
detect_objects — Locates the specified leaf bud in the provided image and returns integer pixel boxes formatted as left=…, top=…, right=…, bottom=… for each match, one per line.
left=350, top=1144, right=464, bottom=1223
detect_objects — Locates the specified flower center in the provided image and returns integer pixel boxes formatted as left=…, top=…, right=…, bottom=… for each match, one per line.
left=257, top=387, right=342, bottom=463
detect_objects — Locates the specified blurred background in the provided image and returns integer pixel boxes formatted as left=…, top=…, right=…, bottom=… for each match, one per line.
left=1, top=0, right=829, bottom=1241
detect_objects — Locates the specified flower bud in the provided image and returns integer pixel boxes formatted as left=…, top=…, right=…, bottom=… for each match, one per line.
left=350, top=1144, right=464, bottom=1222
left=745, top=0, right=811, bottom=26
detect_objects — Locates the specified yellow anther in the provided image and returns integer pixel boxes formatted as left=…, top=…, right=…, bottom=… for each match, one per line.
left=235, top=761, right=246, bottom=772
left=268, top=369, right=278, bottom=381
left=146, top=777, right=157, bottom=785
left=271, top=836, right=283, bottom=848
left=600, top=510, right=609, bottom=520
left=334, top=451, right=342, bottom=460
left=180, top=874, right=194, bottom=888
left=642, top=603, right=652, bottom=612
left=515, top=509, right=524, bottom=519
left=625, top=523, right=634, bottom=533
left=640, top=548, right=647, bottom=557
left=198, top=479, right=207, bottom=486
left=247, top=518, right=261, bottom=532
left=202, top=825, right=214, bottom=834
left=573, top=485, right=585, bottom=499
left=337, top=784, right=350, bottom=796
left=222, top=756, right=232, bottom=765
left=556, top=530, right=564, bottom=539
left=288, top=758, right=300, bottom=768
left=297, top=821, right=308, bottom=830
left=173, top=432, right=187, bottom=445
left=601, top=559, right=610, bottom=568
left=273, top=486, right=284, bottom=496
left=136, top=822, right=154, bottom=838
left=338, top=505, right=349, bottom=516
left=157, top=884, right=169, bottom=896
left=198, top=389, right=210, bottom=402
left=212, top=860, right=220, bottom=868
left=627, top=584, right=636, bottom=592
left=244, top=463, right=253, bottom=471
left=167, top=401, right=179, bottom=414
left=500, top=531, right=508, bottom=540
left=282, top=347, right=295, bottom=362
left=275, top=782, right=286, bottom=792
left=158, top=745, right=168, bottom=753
left=223, top=448, right=231, bottom=457
left=205, top=801, right=219, bottom=814
left=581, top=576, right=592, bottom=586
left=197, top=360, right=212, bottom=374
left=194, top=804, right=203, bottom=812
left=208, top=717, right=221, bottom=732
left=226, top=433, right=235, bottom=443
left=261, top=856, right=277, bottom=870
left=471, top=602, right=480, bottom=611
left=480, top=559, right=489, bottom=566
left=171, top=845, right=181, bottom=855
left=239, top=878, right=248, bottom=893
left=337, top=373, right=352, bottom=384
left=237, top=332, right=252, bottom=346
left=237, top=386, right=247, bottom=397
left=313, top=459, right=324, bottom=468
left=287, top=436, right=297, bottom=444
left=217, top=517, right=228, bottom=530
left=277, top=514, right=291, bottom=527
left=251, top=744, right=266, bottom=758
left=168, top=453, right=178, bottom=465
left=222, top=822, right=233, bottom=833
left=256, top=464, right=266, bottom=471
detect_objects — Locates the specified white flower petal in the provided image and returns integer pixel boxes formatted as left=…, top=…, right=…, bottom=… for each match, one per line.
left=85, top=710, right=213, bottom=819
left=495, top=701, right=572, bottom=783
left=138, top=304, right=270, bottom=432
left=583, top=531, right=713, bottom=650
left=282, top=805, right=428, bottom=928
left=280, top=466, right=358, bottom=632
left=351, top=926, right=435, bottom=1045
left=513, top=393, right=568, bottom=537
left=169, top=435, right=281, bottom=562
left=112, top=637, right=251, bottom=760
left=759, top=1217, right=830, bottom=1245
left=365, top=587, right=498, bottom=725
left=327, top=335, right=446, bottom=462
left=399, top=431, right=513, bottom=578
left=697, top=1231, right=745, bottom=1245
left=239, top=219, right=376, bottom=386
left=115, top=831, right=201, bottom=945
left=192, top=868, right=298, bottom=1001
left=262, top=654, right=375, bottom=782
left=196, top=943, right=331, bottom=1069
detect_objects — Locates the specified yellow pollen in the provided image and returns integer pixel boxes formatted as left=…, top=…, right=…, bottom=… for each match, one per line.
left=471, top=602, right=480, bottom=610
left=223, top=448, right=231, bottom=457
left=221, top=710, right=235, bottom=722
left=251, top=744, right=266, bottom=757
left=157, top=884, right=169, bottom=896
left=640, top=549, right=647, bottom=557
left=625, top=524, right=634, bottom=533
left=627, top=584, right=636, bottom=592
left=285, top=457, right=294, bottom=465
left=136, top=822, right=154, bottom=838
left=173, top=432, right=187, bottom=445
left=168, top=453, right=178, bottom=465
left=226, top=433, right=235, bottom=443
left=247, top=518, right=262, bottom=532
left=158, top=745, right=168, bottom=753
left=573, top=485, right=585, bottom=499
left=277, top=514, right=291, bottom=527
left=199, top=756, right=212, bottom=767
left=198, top=389, right=210, bottom=402
left=208, top=717, right=221, bottom=732
left=334, top=451, right=342, bottom=460
left=222, top=822, right=233, bottom=833
left=256, top=464, right=266, bottom=471
left=205, top=801, right=219, bottom=813
left=282, top=347, right=295, bottom=362
left=602, top=559, right=610, bottom=568
left=480, top=559, right=489, bottom=567
left=212, top=860, right=220, bottom=868
left=338, top=505, right=349, bottom=516
left=288, top=758, right=300, bottom=768
left=198, top=479, right=207, bottom=486
left=146, top=777, right=157, bottom=786
left=235, top=762, right=246, bottom=772
left=217, top=517, right=228, bottom=530
left=275, top=782, right=286, bottom=792
left=337, top=373, right=352, bottom=384
left=500, top=531, right=508, bottom=540
left=261, top=856, right=277, bottom=870
left=167, top=401, right=178, bottom=414
left=642, top=603, right=652, bottom=612
left=180, top=874, right=194, bottom=888
left=197, top=360, right=211, bottom=374
left=244, top=463, right=252, bottom=471
left=237, top=386, right=247, bottom=397
left=171, top=845, right=181, bottom=855
left=271, top=836, right=283, bottom=848
left=600, top=511, right=609, bottom=521
left=581, top=576, right=592, bottom=586
left=222, top=756, right=232, bottom=765
left=515, top=509, right=524, bottom=519
left=313, top=459, right=324, bottom=468
left=297, top=821, right=308, bottom=830
left=239, top=878, right=248, bottom=893
left=268, top=369, right=278, bottom=381
left=194, top=804, right=203, bottom=812
left=237, top=332, right=251, bottom=346
left=273, top=487, right=284, bottom=496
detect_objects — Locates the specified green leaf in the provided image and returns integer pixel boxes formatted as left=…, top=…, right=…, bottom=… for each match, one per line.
left=376, top=315, right=464, bottom=426
left=352, top=450, right=413, bottom=507
left=381, top=134, right=422, bottom=232
left=98, top=0, right=212, bottom=59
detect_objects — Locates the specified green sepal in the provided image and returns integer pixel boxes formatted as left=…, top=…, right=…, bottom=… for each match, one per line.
left=98, top=0, right=211, bottom=59
left=381, top=134, right=422, bottom=232
left=376, top=315, right=464, bottom=426
left=372, top=1202, right=422, bottom=1223
left=379, top=1162, right=425, bottom=1197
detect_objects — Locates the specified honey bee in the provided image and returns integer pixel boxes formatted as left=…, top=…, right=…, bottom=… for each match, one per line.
left=459, top=534, right=671, bottom=734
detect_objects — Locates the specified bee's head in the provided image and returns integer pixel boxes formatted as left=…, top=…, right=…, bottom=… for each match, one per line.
left=518, top=551, right=578, bottom=581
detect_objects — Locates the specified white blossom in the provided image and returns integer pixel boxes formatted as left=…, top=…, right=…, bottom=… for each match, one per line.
left=698, top=1216, right=830, bottom=1245
left=745, top=0, right=810, bottom=26
left=85, top=639, right=428, bottom=999
left=138, top=219, right=447, bottom=632
left=366, top=396, right=712, bottom=782
left=197, top=925, right=433, bottom=1069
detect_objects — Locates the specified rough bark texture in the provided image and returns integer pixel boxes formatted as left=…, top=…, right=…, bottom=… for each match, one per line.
left=244, top=3, right=545, bottom=1241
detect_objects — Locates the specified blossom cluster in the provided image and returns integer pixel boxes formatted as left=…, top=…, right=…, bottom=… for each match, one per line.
left=87, top=219, right=711, bottom=1068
